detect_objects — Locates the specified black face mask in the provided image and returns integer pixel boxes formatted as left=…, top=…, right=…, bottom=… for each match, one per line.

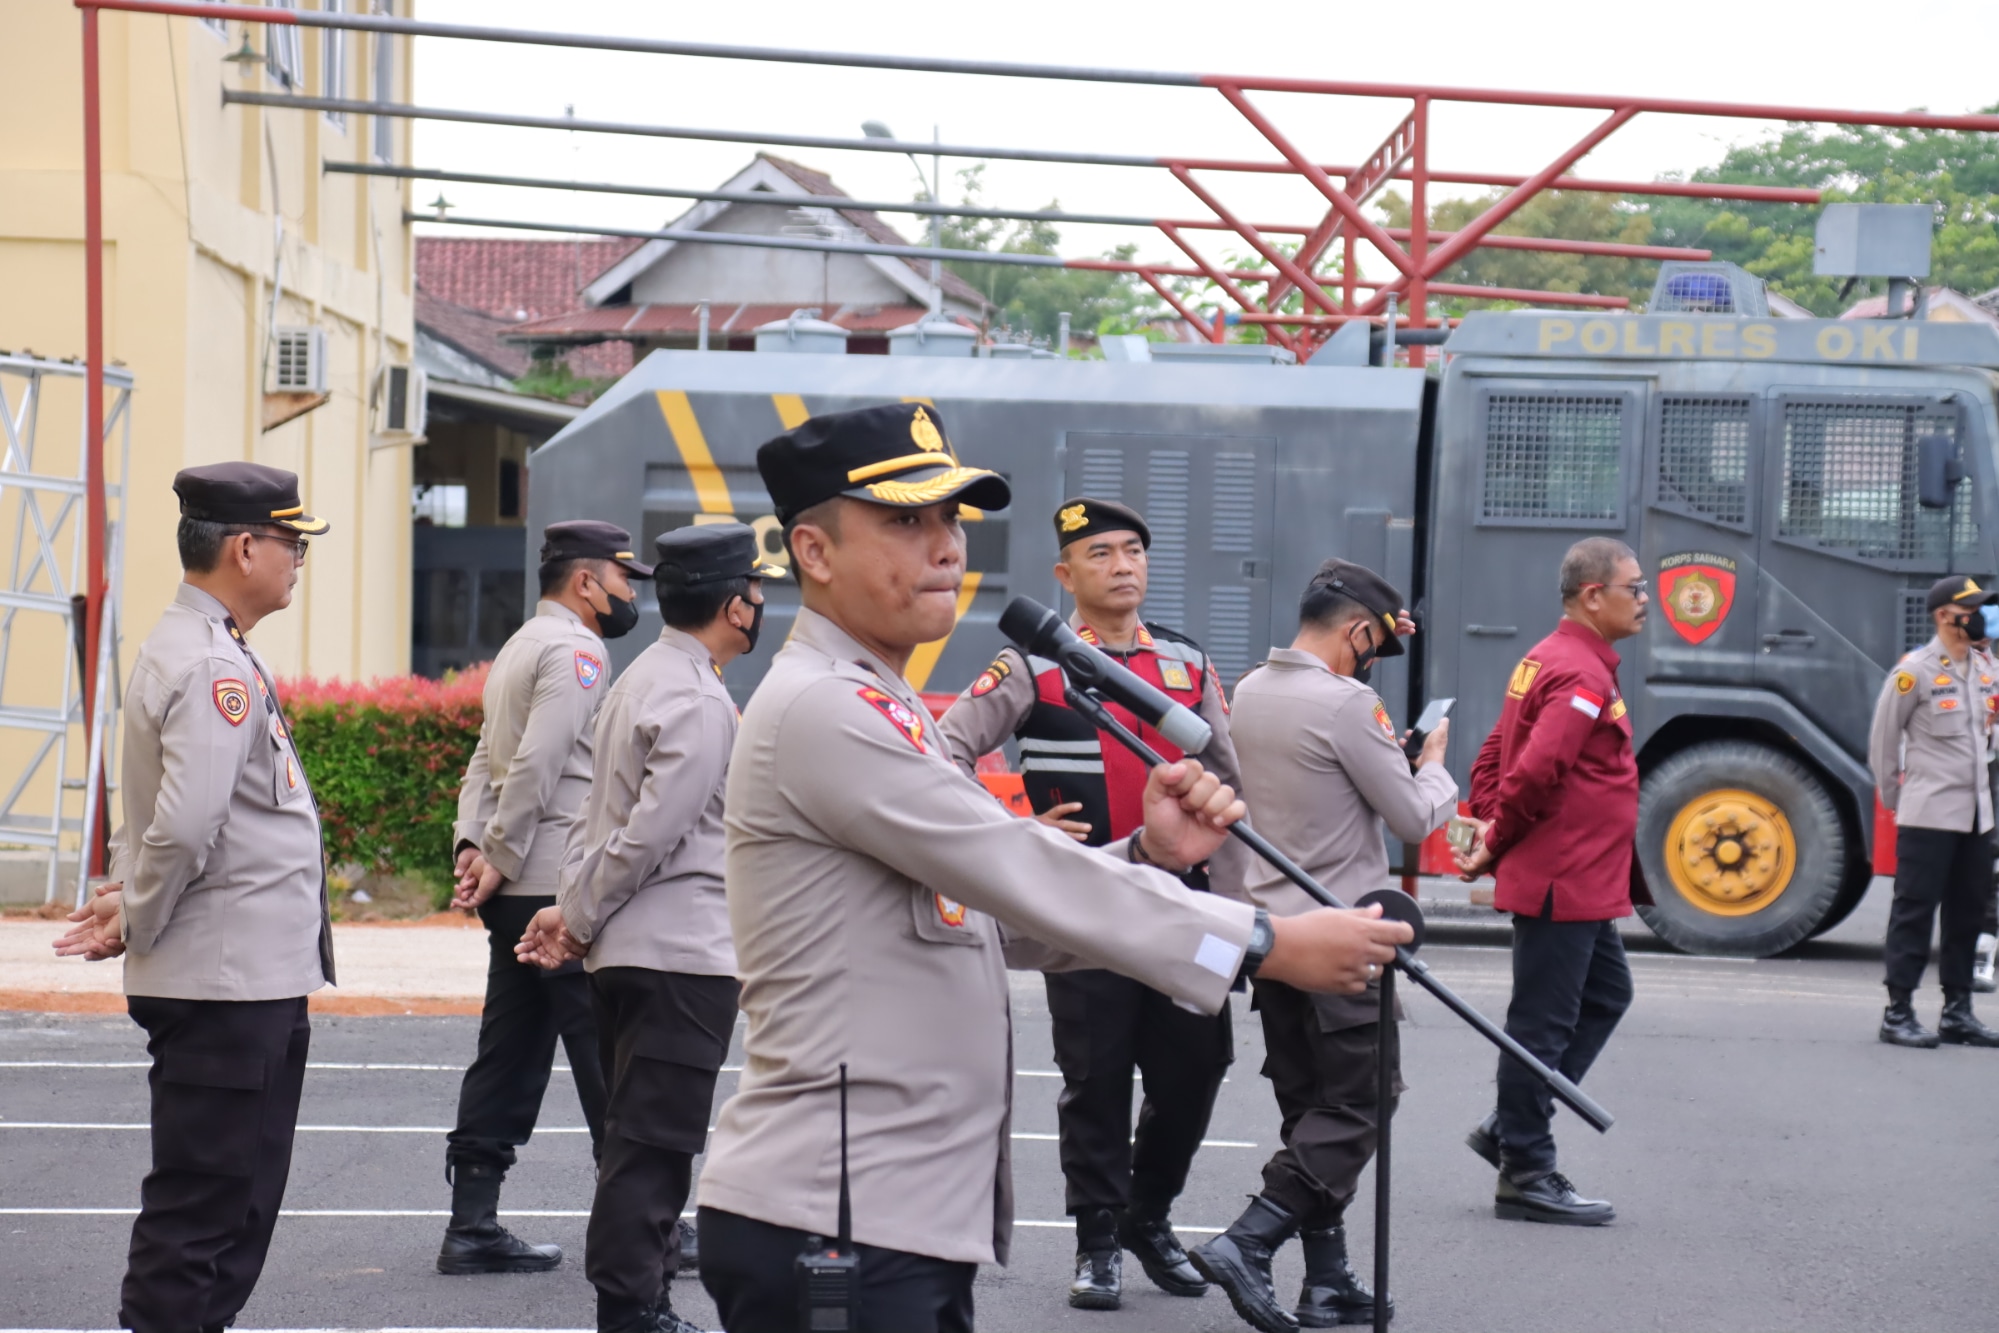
left=736, top=596, right=765, bottom=654
left=594, top=590, right=640, bottom=640
left=1349, top=622, right=1381, bottom=685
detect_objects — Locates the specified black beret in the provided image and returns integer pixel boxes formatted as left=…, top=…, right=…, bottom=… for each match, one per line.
left=173, top=461, right=329, bottom=535
left=540, top=520, right=653, bottom=577
left=1053, top=497, right=1150, bottom=551
left=1927, top=574, right=1999, bottom=613
left=755, top=402, right=1011, bottom=524
left=654, top=521, right=787, bottom=585
left=1305, top=559, right=1407, bottom=658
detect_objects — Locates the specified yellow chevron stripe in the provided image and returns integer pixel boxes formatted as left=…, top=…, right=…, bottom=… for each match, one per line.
left=905, top=572, right=982, bottom=693
left=772, top=394, right=810, bottom=430
left=656, top=390, right=733, bottom=514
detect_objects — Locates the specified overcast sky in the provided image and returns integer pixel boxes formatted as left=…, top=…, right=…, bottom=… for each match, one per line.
left=410, top=0, right=1999, bottom=286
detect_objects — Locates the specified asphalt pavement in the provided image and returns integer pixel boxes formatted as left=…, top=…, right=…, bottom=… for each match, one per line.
left=4, top=883, right=1997, bottom=1332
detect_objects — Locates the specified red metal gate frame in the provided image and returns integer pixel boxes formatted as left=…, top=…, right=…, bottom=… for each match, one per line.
left=65, top=0, right=1999, bottom=868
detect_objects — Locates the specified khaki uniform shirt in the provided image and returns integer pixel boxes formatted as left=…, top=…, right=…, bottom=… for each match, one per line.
left=114, top=584, right=332, bottom=1001
left=698, top=607, right=1256, bottom=1267
left=1869, top=636, right=1998, bottom=834
left=455, top=600, right=608, bottom=894
left=559, top=626, right=738, bottom=976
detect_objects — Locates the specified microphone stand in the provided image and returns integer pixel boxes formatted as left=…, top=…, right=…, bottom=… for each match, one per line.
left=1060, top=684, right=1614, bottom=1333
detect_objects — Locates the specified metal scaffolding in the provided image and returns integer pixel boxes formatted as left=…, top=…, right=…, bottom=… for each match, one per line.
left=0, top=352, right=129, bottom=904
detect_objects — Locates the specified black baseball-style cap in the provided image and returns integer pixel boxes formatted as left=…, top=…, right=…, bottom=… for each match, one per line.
left=755, top=402, right=1011, bottom=524
left=1306, top=558, right=1407, bottom=658
left=173, top=462, right=329, bottom=535
left=1053, top=497, right=1151, bottom=552
left=654, top=522, right=787, bottom=585
left=1927, top=574, right=1999, bottom=614
left=540, top=520, right=654, bottom=577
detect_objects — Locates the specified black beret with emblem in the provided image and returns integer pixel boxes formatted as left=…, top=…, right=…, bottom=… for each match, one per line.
left=755, top=402, right=1011, bottom=524
left=1927, top=574, right=1999, bottom=613
left=1304, top=558, right=1407, bottom=658
left=1053, top=496, right=1150, bottom=551
left=173, top=461, right=330, bottom=535
left=540, top=520, right=654, bottom=577
left=654, top=521, right=787, bottom=585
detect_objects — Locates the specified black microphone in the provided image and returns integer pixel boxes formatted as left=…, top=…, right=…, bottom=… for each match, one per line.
left=999, top=596, right=1213, bottom=754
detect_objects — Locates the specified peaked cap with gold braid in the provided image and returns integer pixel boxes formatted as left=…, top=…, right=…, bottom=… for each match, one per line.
left=756, top=402, right=1011, bottom=523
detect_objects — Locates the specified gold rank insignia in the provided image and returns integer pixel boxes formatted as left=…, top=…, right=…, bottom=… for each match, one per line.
left=910, top=406, right=946, bottom=454
left=1609, top=698, right=1628, bottom=721
left=1159, top=660, right=1192, bottom=692
left=1936, top=674, right=1953, bottom=687
left=1507, top=658, right=1542, bottom=699
left=1058, top=503, right=1088, bottom=533
left=1896, top=671, right=1916, bottom=694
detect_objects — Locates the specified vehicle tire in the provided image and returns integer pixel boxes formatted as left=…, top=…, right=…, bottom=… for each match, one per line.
left=1634, top=740, right=1846, bottom=957
left=1806, top=850, right=1876, bottom=939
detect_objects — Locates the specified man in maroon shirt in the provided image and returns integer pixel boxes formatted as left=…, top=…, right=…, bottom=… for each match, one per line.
left=1455, top=537, right=1646, bottom=1226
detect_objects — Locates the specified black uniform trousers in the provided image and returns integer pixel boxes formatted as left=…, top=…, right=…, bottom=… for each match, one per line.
left=586, top=966, right=740, bottom=1307
left=119, top=994, right=310, bottom=1333
left=697, top=1205, right=976, bottom=1333
left=1044, top=967, right=1233, bottom=1218
left=1250, top=977, right=1401, bottom=1230
left=1885, top=826, right=1996, bottom=994
left=446, top=894, right=609, bottom=1173
left=1495, top=911, right=1633, bottom=1179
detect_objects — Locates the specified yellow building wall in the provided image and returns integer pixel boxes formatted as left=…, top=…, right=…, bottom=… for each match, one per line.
left=0, top=1, right=419, bottom=856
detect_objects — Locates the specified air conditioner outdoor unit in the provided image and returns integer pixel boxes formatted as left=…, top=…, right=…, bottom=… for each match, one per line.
left=272, top=327, right=328, bottom=393
left=376, top=363, right=427, bottom=438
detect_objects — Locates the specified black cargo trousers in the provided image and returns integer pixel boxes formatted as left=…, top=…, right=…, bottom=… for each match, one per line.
left=1886, top=825, right=1996, bottom=994
left=119, top=994, right=309, bottom=1333
left=446, top=894, right=608, bottom=1174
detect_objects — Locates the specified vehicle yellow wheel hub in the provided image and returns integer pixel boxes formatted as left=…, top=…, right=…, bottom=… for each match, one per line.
left=1664, top=788, right=1795, bottom=917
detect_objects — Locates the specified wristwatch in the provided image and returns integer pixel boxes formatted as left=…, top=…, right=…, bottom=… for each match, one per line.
left=1236, top=908, right=1274, bottom=986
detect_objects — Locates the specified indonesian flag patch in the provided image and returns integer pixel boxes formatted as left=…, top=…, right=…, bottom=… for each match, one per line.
left=858, top=686, right=927, bottom=752
left=574, top=651, right=603, bottom=689
left=213, top=679, right=250, bottom=726
left=1570, top=688, right=1605, bottom=720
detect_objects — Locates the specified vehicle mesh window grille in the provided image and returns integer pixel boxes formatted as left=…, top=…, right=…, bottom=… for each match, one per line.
left=1901, top=588, right=1932, bottom=654
left=1779, top=400, right=1974, bottom=562
left=1080, top=449, right=1124, bottom=502
left=1211, top=453, right=1258, bottom=552
left=1145, top=452, right=1190, bottom=627
left=1482, top=394, right=1623, bottom=521
left=1208, top=585, right=1253, bottom=684
left=1656, top=396, right=1751, bottom=528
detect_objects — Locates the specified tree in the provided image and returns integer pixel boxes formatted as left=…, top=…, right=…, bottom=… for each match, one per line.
left=1373, top=188, right=1656, bottom=317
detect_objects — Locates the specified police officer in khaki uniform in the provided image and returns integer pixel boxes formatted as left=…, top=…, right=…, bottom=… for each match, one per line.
left=54, top=462, right=334, bottom=1333
left=438, top=521, right=649, bottom=1274
left=939, top=497, right=1243, bottom=1311
left=692, top=403, right=1413, bottom=1333
left=516, top=523, right=782, bottom=1333
left=1198, top=560, right=1455, bottom=1332
left=1869, top=574, right=1999, bottom=1048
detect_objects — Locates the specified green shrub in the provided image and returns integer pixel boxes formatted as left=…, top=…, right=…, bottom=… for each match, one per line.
left=279, top=665, right=489, bottom=894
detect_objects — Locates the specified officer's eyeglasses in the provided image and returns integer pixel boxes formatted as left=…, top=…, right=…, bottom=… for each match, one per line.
left=1590, top=579, right=1649, bottom=599
left=247, top=533, right=309, bottom=565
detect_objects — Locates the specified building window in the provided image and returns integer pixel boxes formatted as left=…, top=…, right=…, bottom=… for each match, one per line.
left=371, top=1, right=395, bottom=162
left=202, top=11, right=228, bottom=35
left=413, top=483, right=468, bottom=528
left=320, top=0, right=346, bottom=127
left=266, top=0, right=303, bottom=89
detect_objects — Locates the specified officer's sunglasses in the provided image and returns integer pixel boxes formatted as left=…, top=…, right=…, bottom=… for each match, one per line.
left=246, top=532, right=310, bottom=565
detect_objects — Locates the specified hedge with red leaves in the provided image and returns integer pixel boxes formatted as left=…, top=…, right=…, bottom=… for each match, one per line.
left=278, top=666, right=488, bottom=886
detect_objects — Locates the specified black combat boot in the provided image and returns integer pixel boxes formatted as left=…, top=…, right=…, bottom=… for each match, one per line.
left=1880, top=989, right=1941, bottom=1048
left=436, top=1161, right=563, bottom=1275
left=1939, top=989, right=1999, bottom=1046
left=1118, top=1203, right=1207, bottom=1297
left=1296, top=1224, right=1390, bottom=1327
left=651, top=1297, right=703, bottom=1333
left=1068, top=1206, right=1122, bottom=1310
left=595, top=1291, right=655, bottom=1333
left=670, top=1217, right=699, bottom=1278
left=1189, top=1195, right=1302, bottom=1333
left=1494, top=1168, right=1615, bottom=1226
left=1463, top=1110, right=1501, bottom=1170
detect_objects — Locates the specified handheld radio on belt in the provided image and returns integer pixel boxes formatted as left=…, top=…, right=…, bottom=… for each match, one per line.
left=795, top=1063, right=858, bottom=1331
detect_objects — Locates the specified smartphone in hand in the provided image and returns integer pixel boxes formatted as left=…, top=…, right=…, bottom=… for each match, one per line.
left=1401, top=696, right=1455, bottom=760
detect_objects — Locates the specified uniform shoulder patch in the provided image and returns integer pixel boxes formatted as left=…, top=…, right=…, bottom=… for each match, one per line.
left=1608, top=697, right=1628, bottom=721
left=213, top=678, right=250, bottom=726
left=574, top=651, right=603, bottom=689
left=1507, top=658, right=1542, bottom=699
left=1895, top=671, right=1915, bottom=695
left=969, top=654, right=1012, bottom=698
left=1371, top=701, right=1395, bottom=737
left=857, top=685, right=927, bottom=752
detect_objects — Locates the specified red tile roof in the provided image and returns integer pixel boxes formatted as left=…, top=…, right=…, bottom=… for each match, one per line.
left=508, top=302, right=968, bottom=343
left=416, top=236, right=640, bottom=379
left=415, top=288, right=534, bottom=380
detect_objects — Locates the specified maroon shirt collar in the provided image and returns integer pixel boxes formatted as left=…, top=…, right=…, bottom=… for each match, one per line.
left=1555, top=616, right=1622, bottom=671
